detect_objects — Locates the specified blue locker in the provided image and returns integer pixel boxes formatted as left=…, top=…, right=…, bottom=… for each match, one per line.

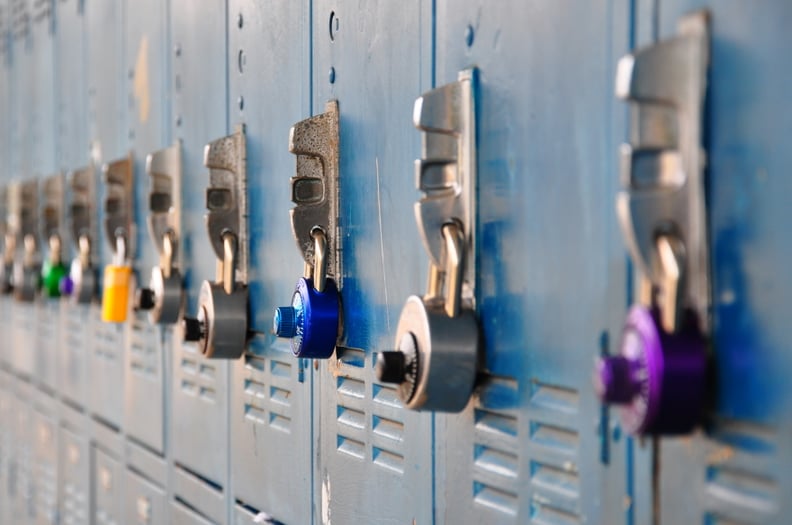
left=169, top=0, right=231, bottom=502
left=85, top=0, right=126, bottom=433
left=227, top=1, right=312, bottom=522
left=651, top=2, right=792, bottom=524
left=309, top=1, right=436, bottom=522
left=123, top=0, right=170, bottom=457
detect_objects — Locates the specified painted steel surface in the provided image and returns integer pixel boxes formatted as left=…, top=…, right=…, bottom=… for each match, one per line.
left=0, top=1, right=787, bottom=524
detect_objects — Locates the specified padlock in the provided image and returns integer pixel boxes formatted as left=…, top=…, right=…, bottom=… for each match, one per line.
left=41, top=259, right=67, bottom=298
left=101, top=264, right=132, bottom=322
left=41, top=235, right=67, bottom=298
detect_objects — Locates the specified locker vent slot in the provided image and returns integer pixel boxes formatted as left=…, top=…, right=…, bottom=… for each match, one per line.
left=31, top=0, right=49, bottom=24
left=526, top=378, right=581, bottom=524
left=65, top=307, right=87, bottom=369
left=63, top=478, right=89, bottom=524
left=94, top=322, right=120, bottom=362
left=34, top=454, right=57, bottom=522
left=181, top=344, right=219, bottom=405
left=241, top=353, right=293, bottom=433
left=10, top=0, right=28, bottom=39
left=703, top=421, right=779, bottom=523
left=334, top=352, right=407, bottom=473
left=472, top=376, right=520, bottom=517
left=129, top=317, right=158, bottom=379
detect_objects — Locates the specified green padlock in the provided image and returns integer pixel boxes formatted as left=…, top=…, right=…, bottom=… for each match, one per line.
left=41, top=259, right=68, bottom=297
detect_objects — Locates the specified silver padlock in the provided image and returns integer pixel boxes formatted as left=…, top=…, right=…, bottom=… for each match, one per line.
left=136, top=142, right=185, bottom=324
left=376, top=69, right=481, bottom=412
left=183, top=126, right=248, bottom=359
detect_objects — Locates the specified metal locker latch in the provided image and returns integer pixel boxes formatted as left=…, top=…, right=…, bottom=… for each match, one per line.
left=182, top=125, right=249, bottom=359
left=100, top=153, right=135, bottom=323
left=272, top=101, right=342, bottom=359
left=40, top=174, right=67, bottom=298
left=376, top=68, right=480, bottom=412
left=595, top=10, right=711, bottom=435
left=62, top=165, right=98, bottom=304
left=135, top=141, right=184, bottom=325
left=13, top=180, right=41, bottom=303
left=0, top=186, right=13, bottom=294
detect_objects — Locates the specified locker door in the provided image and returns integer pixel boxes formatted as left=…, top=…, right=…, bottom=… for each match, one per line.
left=56, top=0, right=92, bottom=411
left=170, top=0, right=231, bottom=492
left=122, top=0, right=170, bottom=455
left=433, top=2, right=637, bottom=523
left=649, top=2, right=792, bottom=524
left=227, top=2, right=312, bottom=522
left=309, top=1, right=434, bottom=523
left=85, top=0, right=126, bottom=431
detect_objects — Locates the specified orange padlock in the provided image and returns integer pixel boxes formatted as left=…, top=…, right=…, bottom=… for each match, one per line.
left=101, top=264, right=132, bottom=322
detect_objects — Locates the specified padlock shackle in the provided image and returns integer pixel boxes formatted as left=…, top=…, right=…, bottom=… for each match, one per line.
left=161, top=230, right=175, bottom=279
left=78, top=234, right=91, bottom=267
left=441, top=222, right=465, bottom=318
left=222, top=230, right=237, bottom=295
left=312, top=227, right=328, bottom=293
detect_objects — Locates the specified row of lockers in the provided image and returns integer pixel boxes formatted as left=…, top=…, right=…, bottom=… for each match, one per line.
left=1, top=0, right=792, bottom=524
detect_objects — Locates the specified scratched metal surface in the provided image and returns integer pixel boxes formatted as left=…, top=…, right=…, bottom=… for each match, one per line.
left=0, top=1, right=790, bottom=524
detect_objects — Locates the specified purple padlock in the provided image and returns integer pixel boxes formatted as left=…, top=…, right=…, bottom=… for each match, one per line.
left=595, top=305, right=707, bottom=435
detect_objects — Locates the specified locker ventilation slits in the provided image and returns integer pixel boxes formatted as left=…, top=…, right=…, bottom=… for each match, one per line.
left=472, top=376, right=520, bottom=517
left=703, top=422, right=779, bottom=524
left=10, top=0, right=28, bottom=40
left=94, top=319, right=120, bottom=363
left=334, top=349, right=407, bottom=474
left=242, top=351, right=294, bottom=433
left=129, top=315, right=158, bottom=379
left=527, top=378, right=581, bottom=524
left=180, top=343, right=218, bottom=404
left=31, top=0, right=50, bottom=24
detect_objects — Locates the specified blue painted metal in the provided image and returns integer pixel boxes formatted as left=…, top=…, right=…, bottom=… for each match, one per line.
left=0, top=1, right=790, bottom=524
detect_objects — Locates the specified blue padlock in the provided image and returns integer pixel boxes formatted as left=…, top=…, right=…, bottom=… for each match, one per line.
left=274, top=276, right=339, bottom=359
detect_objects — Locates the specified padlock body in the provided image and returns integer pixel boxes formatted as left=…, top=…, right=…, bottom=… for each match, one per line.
left=41, top=260, right=68, bottom=298
left=101, top=264, right=132, bottom=322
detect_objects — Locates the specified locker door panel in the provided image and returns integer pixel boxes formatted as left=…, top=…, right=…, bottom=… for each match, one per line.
left=124, top=470, right=167, bottom=525
left=85, top=0, right=126, bottom=431
left=434, top=1, right=636, bottom=523
left=310, top=1, right=434, bottom=522
left=123, top=0, right=170, bottom=456
left=227, top=1, right=312, bottom=522
left=93, top=447, right=124, bottom=525
left=60, top=303, right=92, bottom=409
left=59, top=427, right=90, bottom=525
left=652, top=3, right=792, bottom=524
left=56, top=0, right=88, bottom=171
left=170, top=0, right=230, bottom=489
left=32, top=410, right=57, bottom=525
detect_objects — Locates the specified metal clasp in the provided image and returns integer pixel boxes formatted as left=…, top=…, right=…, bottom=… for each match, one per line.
left=615, top=10, right=710, bottom=333
left=289, top=101, right=341, bottom=287
left=414, top=68, right=478, bottom=315
left=147, top=141, right=182, bottom=279
left=42, top=173, right=65, bottom=265
left=204, top=125, right=247, bottom=288
left=69, top=165, right=96, bottom=267
left=103, top=153, right=135, bottom=264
